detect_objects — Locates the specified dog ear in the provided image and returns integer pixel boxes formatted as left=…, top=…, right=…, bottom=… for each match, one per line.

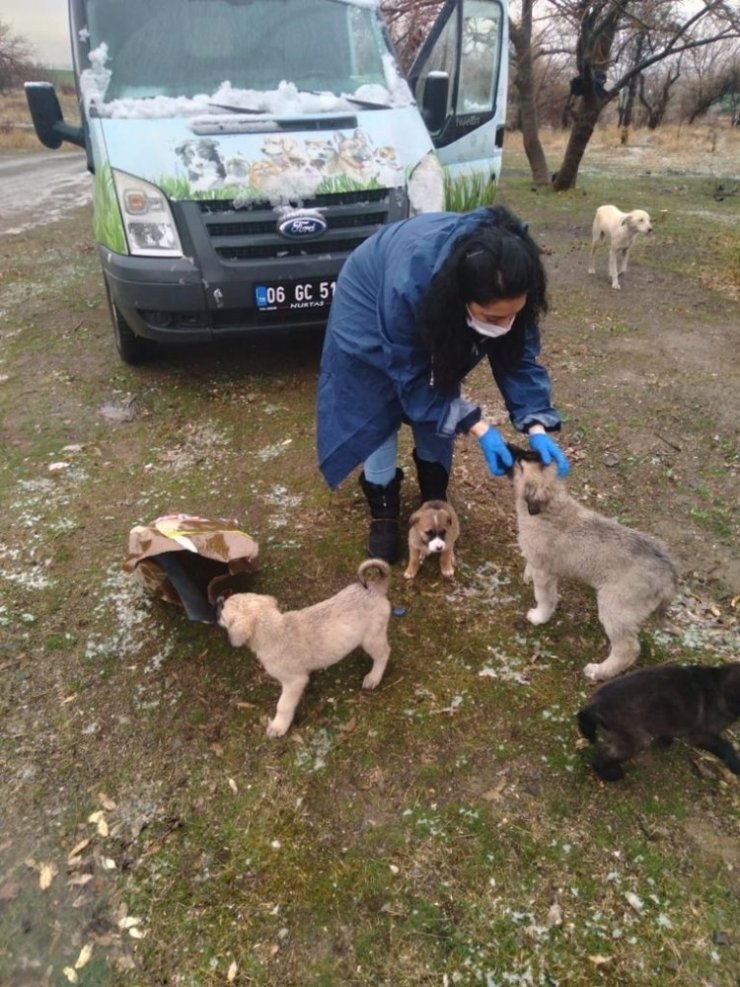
left=221, top=599, right=260, bottom=648
left=409, top=509, right=422, bottom=526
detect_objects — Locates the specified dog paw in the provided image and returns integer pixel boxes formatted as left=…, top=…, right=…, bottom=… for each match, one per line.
left=403, top=569, right=415, bottom=580
left=611, top=283, right=621, bottom=290
left=266, top=719, right=289, bottom=738
left=441, top=568, right=454, bottom=578
left=362, top=672, right=382, bottom=690
left=526, top=607, right=550, bottom=625
left=583, top=662, right=613, bottom=682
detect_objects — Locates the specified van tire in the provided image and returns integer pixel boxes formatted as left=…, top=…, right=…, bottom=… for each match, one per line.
left=105, top=283, right=159, bottom=365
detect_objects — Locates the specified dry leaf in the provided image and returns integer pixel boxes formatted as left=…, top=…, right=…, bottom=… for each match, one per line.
left=482, top=777, right=508, bottom=801
left=62, top=968, right=79, bottom=983
left=118, top=916, right=141, bottom=929
left=98, top=793, right=117, bottom=811
left=546, top=902, right=563, bottom=927
left=227, top=960, right=238, bottom=982
left=75, top=944, right=93, bottom=969
left=68, top=838, right=92, bottom=862
left=128, top=926, right=145, bottom=939
left=228, top=778, right=238, bottom=793
left=39, top=862, right=58, bottom=890
left=588, top=954, right=613, bottom=966
left=625, top=891, right=643, bottom=912
left=211, top=743, right=225, bottom=757
left=68, top=873, right=93, bottom=887
left=101, top=857, right=117, bottom=871
left=87, top=810, right=109, bottom=837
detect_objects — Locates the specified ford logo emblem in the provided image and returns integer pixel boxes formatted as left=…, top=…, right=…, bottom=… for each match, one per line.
left=278, top=212, right=328, bottom=239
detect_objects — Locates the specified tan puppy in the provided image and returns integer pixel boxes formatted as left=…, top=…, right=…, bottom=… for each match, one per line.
left=217, top=560, right=391, bottom=737
left=588, top=204, right=652, bottom=289
left=508, top=447, right=677, bottom=682
left=404, top=499, right=460, bottom=580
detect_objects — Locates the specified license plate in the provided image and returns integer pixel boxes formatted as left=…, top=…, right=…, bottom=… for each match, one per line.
left=254, top=278, right=336, bottom=313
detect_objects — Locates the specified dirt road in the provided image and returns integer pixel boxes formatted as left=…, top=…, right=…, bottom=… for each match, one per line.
left=0, top=150, right=91, bottom=236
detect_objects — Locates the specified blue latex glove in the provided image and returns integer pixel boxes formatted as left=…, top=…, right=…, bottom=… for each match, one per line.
left=479, top=427, right=514, bottom=476
left=528, top=432, right=570, bottom=477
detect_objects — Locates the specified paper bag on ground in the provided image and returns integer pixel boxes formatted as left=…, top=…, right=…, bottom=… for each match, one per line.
left=123, top=513, right=259, bottom=623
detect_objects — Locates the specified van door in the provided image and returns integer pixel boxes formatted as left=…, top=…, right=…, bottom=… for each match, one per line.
left=408, top=0, right=508, bottom=208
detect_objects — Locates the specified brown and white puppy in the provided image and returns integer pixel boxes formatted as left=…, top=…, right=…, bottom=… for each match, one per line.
left=218, top=560, right=391, bottom=737
left=588, top=204, right=652, bottom=289
left=404, top=500, right=460, bottom=580
left=507, top=446, right=678, bottom=682
left=578, top=663, right=740, bottom=781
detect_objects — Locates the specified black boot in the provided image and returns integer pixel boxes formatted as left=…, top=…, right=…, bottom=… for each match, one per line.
left=358, top=468, right=403, bottom=563
left=413, top=448, right=449, bottom=503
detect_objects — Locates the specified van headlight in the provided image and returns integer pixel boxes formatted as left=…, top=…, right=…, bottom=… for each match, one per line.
left=112, top=170, right=183, bottom=257
left=408, top=152, right=445, bottom=215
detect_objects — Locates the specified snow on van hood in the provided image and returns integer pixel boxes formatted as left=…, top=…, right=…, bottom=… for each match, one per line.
left=81, top=45, right=413, bottom=119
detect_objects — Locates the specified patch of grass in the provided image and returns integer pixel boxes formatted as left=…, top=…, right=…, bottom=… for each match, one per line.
left=1, top=139, right=739, bottom=987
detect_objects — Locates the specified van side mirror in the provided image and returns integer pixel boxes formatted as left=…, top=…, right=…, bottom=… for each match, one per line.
left=421, top=71, right=449, bottom=135
left=25, top=82, right=85, bottom=149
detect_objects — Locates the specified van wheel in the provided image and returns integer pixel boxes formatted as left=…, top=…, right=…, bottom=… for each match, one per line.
left=105, top=283, right=159, bottom=365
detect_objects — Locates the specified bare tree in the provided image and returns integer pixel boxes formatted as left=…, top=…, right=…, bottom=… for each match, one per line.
left=636, top=57, right=682, bottom=128
left=0, top=19, right=34, bottom=91
left=549, top=0, right=740, bottom=190
left=509, top=0, right=551, bottom=183
left=380, top=0, right=445, bottom=72
left=679, top=40, right=740, bottom=122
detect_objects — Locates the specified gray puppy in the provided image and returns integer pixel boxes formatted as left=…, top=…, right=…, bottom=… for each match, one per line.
left=578, top=663, right=740, bottom=780
left=508, top=446, right=678, bottom=682
left=218, top=559, right=392, bottom=737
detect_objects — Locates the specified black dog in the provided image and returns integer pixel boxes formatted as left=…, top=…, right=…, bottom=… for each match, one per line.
left=578, top=663, right=740, bottom=780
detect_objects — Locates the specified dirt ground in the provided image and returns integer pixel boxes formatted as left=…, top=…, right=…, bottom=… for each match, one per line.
left=0, top=124, right=738, bottom=986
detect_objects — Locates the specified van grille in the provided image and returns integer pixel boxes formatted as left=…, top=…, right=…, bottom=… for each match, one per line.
left=198, top=189, right=392, bottom=262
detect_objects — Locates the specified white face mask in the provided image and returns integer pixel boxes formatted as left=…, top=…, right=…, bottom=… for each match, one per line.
left=466, top=309, right=516, bottom=339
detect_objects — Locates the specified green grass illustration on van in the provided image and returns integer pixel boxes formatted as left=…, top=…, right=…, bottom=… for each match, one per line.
left=444, top=169, right=497, bottom=212
left=158, top=173, right=385, bottom=202
left=93, top=163, right=127, bottom=254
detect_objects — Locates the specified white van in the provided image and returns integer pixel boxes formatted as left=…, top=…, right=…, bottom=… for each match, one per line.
left=26, top=0, right=508, bottom=364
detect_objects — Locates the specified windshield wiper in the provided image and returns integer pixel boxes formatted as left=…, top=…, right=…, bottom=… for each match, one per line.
left=208, top=102, right=263, bottom=114
left=306, top=90, right=389, bottom=110
left=337, top=93, right=390, bottom=110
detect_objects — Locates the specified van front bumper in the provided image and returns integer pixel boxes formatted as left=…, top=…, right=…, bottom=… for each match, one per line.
left=99, top=248, right=340, bottom=344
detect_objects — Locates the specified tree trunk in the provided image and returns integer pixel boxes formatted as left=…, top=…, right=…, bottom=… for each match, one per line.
left=552, top=101, right=601, bottom=190
left=509, top=1, right=550, bottom=186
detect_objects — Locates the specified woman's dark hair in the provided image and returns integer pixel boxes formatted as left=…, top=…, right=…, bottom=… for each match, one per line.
left=417, top=205, right=548, bottom=393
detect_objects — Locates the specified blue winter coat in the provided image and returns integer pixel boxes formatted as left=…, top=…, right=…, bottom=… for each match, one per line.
left=317, top=208, right=561, bottom=489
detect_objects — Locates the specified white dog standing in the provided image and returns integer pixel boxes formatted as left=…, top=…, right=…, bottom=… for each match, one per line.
left=588, top=204, right=653, bottom=289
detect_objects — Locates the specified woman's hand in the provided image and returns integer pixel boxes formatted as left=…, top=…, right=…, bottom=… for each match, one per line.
left=528, top=432, right=569, bottom=477
left=477, top=426, right=514, bottom=476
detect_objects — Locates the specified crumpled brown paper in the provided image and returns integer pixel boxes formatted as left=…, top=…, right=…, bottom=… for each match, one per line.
left=123, top=513, right=259, bottom=622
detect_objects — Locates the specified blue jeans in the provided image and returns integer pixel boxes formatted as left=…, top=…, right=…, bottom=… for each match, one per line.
left=364, top=426, right=453, bottom=487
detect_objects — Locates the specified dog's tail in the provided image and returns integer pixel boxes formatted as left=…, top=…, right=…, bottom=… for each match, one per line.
left=577, top=707, right=601, bottom=744
left=358, top=558, right=391, bottom=595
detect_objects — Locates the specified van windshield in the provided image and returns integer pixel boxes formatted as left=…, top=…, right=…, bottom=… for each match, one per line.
left=85, top=0, right=391, bottom=102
